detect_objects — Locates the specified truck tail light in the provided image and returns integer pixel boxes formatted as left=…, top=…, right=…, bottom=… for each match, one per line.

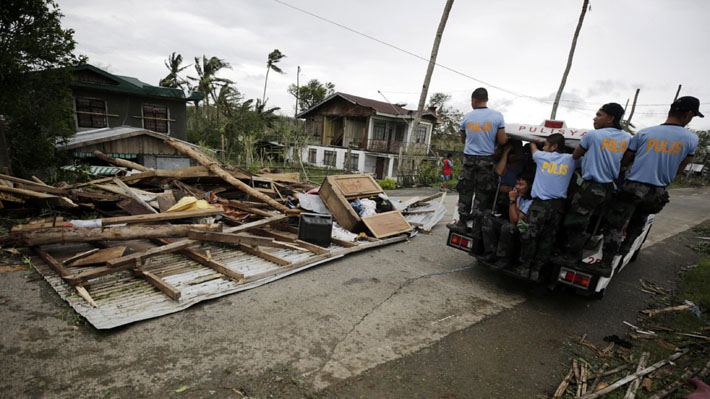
left=559, top=268, right=592, bottom=288
left=449, top=233, right=473, bottom=250
left=544, top=120, right=564, bottom=128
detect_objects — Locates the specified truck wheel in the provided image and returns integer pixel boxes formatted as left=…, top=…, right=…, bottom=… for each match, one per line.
left=630, top=225, right=652, bottom=262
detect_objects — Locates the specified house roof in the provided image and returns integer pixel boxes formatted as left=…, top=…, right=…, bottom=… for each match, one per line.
left=71, top=64, right=203, bottom=102
left=296, top=92, right=439, bottom=120
left=58, top=125, right=199, bottom=151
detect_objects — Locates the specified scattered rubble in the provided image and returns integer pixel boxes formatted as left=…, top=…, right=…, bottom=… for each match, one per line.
left=0, top=140, right=445, bottom=329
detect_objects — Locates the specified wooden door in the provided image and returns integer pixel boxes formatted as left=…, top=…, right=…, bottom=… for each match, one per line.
left=375, top=158, right=385, bottom=179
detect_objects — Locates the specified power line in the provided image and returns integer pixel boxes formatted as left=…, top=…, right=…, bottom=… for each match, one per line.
left=273, top=0, right=709, bottom=123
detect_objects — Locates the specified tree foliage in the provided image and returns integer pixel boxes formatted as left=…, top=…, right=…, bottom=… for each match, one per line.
left=0, top=0, right=79, bottom=176
left=159, top=52, right=190, bottom=90
left=189, top=55, right=232, bottom=106
left=427, top=92, right=464, bottom=155
left=288, top=79, right=335, bottom=112
left=262, top=49, right=286, bottom=103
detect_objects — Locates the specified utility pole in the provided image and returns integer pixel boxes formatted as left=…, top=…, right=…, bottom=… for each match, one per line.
left=406, top=0, right=454, bottom=178
left=550, top=0, right=590, bottom=120
left=295, top=66, right=301, bottom=116
left=673, top=84, right=682, bottom=102
left=625, top=88, right=640, bottom=128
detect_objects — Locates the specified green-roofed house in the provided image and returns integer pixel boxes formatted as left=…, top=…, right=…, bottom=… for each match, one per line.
left=70, top=64, right=202, bottom=141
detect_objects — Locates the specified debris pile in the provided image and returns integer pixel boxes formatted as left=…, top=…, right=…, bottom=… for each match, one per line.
left=0, top=138, right=444, bottom=329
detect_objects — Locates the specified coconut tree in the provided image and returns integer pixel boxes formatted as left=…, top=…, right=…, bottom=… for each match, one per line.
left=159, top=52, right=190, bottom=90
left=189, top=55, right=233, bottom=107
left=262, top=49, right=286, bottom=104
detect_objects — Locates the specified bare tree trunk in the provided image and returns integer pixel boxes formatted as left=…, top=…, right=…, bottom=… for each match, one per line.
left=626, top=88, right=640, bottom=127
left=262, top=67, right=271, bottom=104
left=550, top=0, right=589, bottom=120
left=406, top=0, right=454, bottom=174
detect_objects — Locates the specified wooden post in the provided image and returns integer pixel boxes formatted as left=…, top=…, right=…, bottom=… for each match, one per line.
left=673, top=84, right=682, bottom=102
left=626, top=88, right=640, bottom=127
left=164, top=138, right=292, bottom=213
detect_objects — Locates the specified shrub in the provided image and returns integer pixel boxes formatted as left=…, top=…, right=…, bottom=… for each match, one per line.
left=378, top=177, right=396, bottom=190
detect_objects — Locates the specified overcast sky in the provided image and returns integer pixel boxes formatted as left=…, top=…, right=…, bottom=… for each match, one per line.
left=59, top=0, right=710, bottom=131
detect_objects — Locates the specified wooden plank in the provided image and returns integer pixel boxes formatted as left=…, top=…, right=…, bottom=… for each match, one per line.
left=62, top=248, right=100, bottom=265
left=237, top=244, right=291, bottom=266
left=402, top=209, right=436, bottom=215
left=68, top=246, right=127, bottom=267
left=101, top=208, right=222, bottom=225
left=402, top=191, right=444, bottom=208
left=251, top=229, right=330, bottom=254
left=106, top=240, right=194, bottom=268
left=33, top=247, right=96, bottom=306
left=134, top=268, right=181, bottom=301
left=361, top=211, right=413, bottom=239
left=244, top=235, right=406, bottom=283
left=93, top=150, right=150, bottom=172
left=10, top=223, right=222, bottom=246
left=187, top=230, right=301, bottom=250
left=153, top=238, right=244, bottom=280
left=222, top=215, right=288, bottom=234
left=113, top=178, right=158, bottom=214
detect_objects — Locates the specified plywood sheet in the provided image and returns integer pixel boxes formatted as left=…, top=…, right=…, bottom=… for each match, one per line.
left=331, top=174, right=382, bottom=198
left=361, top=211, right=412, bottom=239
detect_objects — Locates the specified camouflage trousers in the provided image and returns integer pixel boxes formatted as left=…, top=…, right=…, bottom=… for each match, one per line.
left=602, top=180, right=669, bottom=260
left=562, top=180, right=614, bottom=258
left=456, top=154, right=496, bottom=237
left=481, top=215, right=521, bottom=260
left=519, top=198, right=565, bottom=264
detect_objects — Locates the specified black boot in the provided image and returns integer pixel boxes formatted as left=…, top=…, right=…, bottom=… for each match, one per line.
left=447, top=213, right=469, bottom=234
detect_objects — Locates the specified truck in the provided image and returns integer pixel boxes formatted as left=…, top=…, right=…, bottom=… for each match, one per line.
left=446, top=120, right=654, bottom=298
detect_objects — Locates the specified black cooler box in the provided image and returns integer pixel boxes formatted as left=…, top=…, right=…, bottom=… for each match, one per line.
left=298, top=213, right=333, bottom=248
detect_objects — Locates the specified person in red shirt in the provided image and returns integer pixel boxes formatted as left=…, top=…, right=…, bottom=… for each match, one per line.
left=440, top=153, right=453, bottom=191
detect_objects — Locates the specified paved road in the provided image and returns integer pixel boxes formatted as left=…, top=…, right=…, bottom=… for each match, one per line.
left=1, top=186, right=709, bottom=398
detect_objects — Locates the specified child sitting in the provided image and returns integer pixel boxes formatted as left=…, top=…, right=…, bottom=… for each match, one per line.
left=480, top=172, right=534, bottom=265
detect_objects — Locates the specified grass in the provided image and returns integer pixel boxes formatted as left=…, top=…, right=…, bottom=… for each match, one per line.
left=680, top=257, right=710, bottom=312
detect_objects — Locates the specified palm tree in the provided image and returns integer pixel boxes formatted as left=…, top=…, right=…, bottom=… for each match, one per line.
left=189, top=55, right=233, bottom=107
left=159, top=52, right=190, bottom=90
left=262, top=49, right=286, bottom=104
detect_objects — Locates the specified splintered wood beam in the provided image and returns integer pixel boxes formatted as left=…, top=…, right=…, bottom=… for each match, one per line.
left=62, top=248, right=100, bottom=265
left=237, top=244, right=291, bottom=266
left=101, top=208, right=222, bottom=225
left=113, top=178, right=157, bottom=214
left=11, top=223, right=222, bottom=246
left=402, top=191, right=444, bottom=208
left=93, top=150, right=150, bottom=172
left=164, top=138, right=293, bottom=213
left=251, top=229, right=329, bottom=254
left=0, top=186, right=78, bottom=208
left=32, top=247, right=97, bottom=307
left=222, top=215, right=287, bottom=234
left=153, top=238, right=244, bottom=281
left=106, top=240, right=195, bottom=268
left=219, top=199, right=274, bottom=217
left=133, top=266, right=181, bottom=301
left=187, top=230, right=304, bottom=251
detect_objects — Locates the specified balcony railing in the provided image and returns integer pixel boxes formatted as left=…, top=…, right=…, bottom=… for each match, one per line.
left=366, top=139, right=430, bottom=155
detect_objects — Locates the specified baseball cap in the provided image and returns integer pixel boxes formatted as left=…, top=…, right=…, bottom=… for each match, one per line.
left=670, top=96, right=704, bottom=118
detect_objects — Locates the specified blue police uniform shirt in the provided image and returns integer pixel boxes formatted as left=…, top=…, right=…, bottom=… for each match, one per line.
left=459, top=108, right=505, bottom=156
left=517, top=197, right=533, bottom=215
left=627, top=124, right=699, bottom=186
left=579, top=127, right=632, bottom=183
left=531, top=151, right=579, bottom=200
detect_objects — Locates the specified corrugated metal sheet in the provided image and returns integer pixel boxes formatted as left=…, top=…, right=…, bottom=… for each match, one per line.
left=32, top=237, right=407, bottom=329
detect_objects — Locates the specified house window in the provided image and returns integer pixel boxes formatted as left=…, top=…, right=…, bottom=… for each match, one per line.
left=323, top=150, right=336, bottom=167
left=395, top=124, right=405, bottom=141
left=143, top=104, right=169, bottom=133
left=308, top=149, right=317, bottom=163
left=373, top=122, right=386, bottom=140
left=349, top=153, right=359, bottom=169
left=75, top=98, right=107, bottom=128
left=415, top=125, right=427, bottom=143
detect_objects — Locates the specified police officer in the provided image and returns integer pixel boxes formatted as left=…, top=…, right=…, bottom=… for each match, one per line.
left=594, top=96, right=703, bottom=277
left=557, top=103, right=631, bottom=265
left=518, top=134, right=579, bottom=281
left=447, top=88, right=507, bottom=235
